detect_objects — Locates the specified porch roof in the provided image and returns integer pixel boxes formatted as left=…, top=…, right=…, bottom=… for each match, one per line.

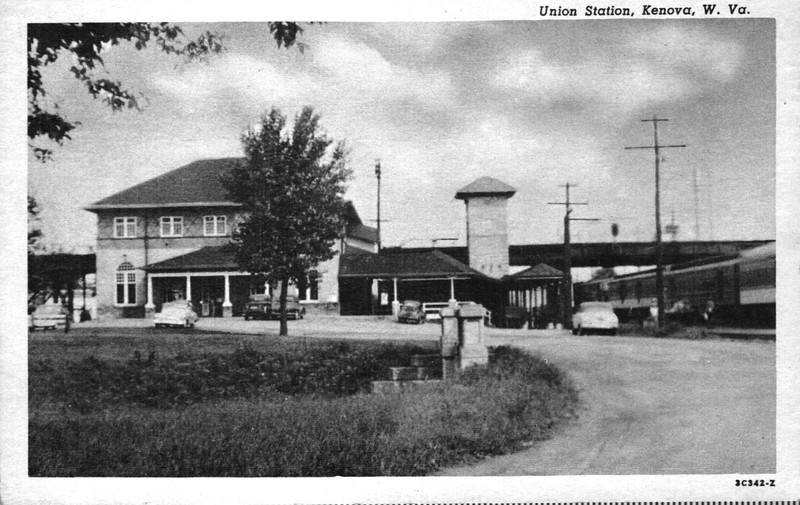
left=507, top=263, right=564, bottom=280
left=339, top=249, right=497, bottom=281
left=144, top=245, right=240, bottom=273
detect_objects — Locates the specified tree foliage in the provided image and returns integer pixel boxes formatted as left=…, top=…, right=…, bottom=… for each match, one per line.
left=28, top=22, right=303, bottom=161
left=223, top=107, right=350, bottom=335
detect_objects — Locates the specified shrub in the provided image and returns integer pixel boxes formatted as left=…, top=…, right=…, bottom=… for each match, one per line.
left=30, top=340, right=432, bottom=412
left=30, top=345, right=579, bottom=476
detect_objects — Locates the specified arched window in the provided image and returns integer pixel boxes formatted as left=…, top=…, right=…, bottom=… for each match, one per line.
left=116, top=262, right=136, bottom=305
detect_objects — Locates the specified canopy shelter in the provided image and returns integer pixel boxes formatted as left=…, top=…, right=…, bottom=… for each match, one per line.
left=338, top=249, right=504, bottom=318
left=505, top=263, right=564, bottom=328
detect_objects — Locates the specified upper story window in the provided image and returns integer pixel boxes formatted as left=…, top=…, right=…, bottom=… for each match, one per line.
left=113, top=217, right=137, bottom=238
left=160, top=216, right=184, bottom=237
left=204, top=215, right=227, bottom=236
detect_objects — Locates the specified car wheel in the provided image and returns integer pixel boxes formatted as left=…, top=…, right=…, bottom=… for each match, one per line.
left=184, top=319, right=191, bottom=328
left=571, top=328, right=578, bottom=335
left=244, top=315, right=250, bottom=321
left=578, top=326, right=585, bottom=336
left=609, top=328, right=617, bottom=336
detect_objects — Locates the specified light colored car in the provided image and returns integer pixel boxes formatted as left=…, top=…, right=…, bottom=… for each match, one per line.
left=154, top=301, right=199, bottom=328
left=571, top=302, right=619, bottom=335
left=30, top=304, right=67, bottom=330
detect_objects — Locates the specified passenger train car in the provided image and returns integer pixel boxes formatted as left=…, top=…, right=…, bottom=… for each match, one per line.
left=574, top=242, right=775, bottom=327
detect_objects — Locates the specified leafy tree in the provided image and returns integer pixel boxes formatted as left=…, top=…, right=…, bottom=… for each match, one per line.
left=28, top=22, right=303, bottom=161
left=223, top=107, right=350, bottom=336
left=28, top=196, right=44, bottom=301
left=28, top=196, right=42, bottom=253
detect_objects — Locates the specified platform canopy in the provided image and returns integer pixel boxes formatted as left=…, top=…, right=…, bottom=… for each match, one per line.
left=339, top=249, right=497, bottom=281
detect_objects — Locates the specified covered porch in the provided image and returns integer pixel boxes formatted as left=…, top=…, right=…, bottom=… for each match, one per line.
left=143, top=245, right=263, bottom=317
left=504, top=263, right=564, bottom=329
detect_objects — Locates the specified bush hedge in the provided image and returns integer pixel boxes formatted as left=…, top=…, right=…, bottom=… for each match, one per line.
left=30, top=343, right=578, bottom=476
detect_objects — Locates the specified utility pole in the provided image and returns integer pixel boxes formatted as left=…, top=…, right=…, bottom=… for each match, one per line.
left=692, top=165, right=700, bottom=240
left=375, top=160, right=382, bottom=253
left=548, top=183, right=597, bottom=329
left=625, top=116, right=686, bottom=327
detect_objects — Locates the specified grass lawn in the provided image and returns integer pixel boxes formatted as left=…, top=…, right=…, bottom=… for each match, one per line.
left=29, top=329, right=579, bottom=476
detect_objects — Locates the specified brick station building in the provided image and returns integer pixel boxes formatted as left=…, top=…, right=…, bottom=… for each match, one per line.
left=85, top=158, right=377, bottom=320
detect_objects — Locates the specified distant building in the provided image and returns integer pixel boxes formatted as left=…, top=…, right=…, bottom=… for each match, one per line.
left=339, top=177, right=564, bottom=327
left=85, top=158, right=376, bottom=319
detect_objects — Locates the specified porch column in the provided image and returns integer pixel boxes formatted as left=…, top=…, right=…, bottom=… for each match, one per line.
left=222, top=274, right=233, bottom=317
left=185, top=275, right=192, bottom=301
left=392, top=278, right=400, bottom=317
left=449, top=277, right=456, bottom=302
left=145, top=274, right=155, bottom=317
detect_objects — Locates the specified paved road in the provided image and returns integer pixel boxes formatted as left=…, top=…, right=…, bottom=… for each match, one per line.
left=437, top=332, right=776, bottom=475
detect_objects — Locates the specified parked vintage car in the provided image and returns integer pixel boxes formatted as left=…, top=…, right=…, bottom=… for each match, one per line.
left=30, top=304, right=67, bottom=330
left=571, top=301, right=619, bottom=335
left=270, top=295, right=305, bottom=320
left=154, top=300, right=199, bottom=328
left=398, top=300, right=426, bottom=324
left=243, top=294, right=272, bottom=321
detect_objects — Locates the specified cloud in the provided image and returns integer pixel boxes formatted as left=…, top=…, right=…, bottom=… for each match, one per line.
left=623, top=26, right=744, bottom=81
left=149, top=34, right=455, bottom=128
left=493, top=49, right=692, bottom=113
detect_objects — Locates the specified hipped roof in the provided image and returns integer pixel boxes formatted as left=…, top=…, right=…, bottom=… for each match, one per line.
left=339, top=249, right=497, bottom=281
left=508, top=263, right=564, bottom=280
left=455, top=177, right=517, bottom=200
left=144, top=245, right=240, bottom=272
left=86, top=158, right=243, bottom=210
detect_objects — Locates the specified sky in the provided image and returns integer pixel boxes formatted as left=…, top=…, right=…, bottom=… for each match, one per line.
left=27, top=19, right=776, bottom=253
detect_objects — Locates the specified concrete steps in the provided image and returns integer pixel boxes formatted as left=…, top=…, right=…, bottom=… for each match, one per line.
left=389, top=366, right=439, bottom=381
left=371, top=354, right=443, bottom=393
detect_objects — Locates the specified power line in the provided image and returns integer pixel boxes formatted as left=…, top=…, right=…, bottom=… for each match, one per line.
left=548, top=182, right=598, bottom=329
left=625, top=116, right=686, bottom=328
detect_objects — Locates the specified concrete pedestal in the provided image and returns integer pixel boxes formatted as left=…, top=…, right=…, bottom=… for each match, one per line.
left=440, top=307, right=459, bottom=379
left=457, top=304, right=489, bottom=368
left=439, top=304, right=490, bottom=376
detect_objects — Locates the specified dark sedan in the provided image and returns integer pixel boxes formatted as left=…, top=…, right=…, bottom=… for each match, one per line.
left=398, top=300, right=426, bottom=324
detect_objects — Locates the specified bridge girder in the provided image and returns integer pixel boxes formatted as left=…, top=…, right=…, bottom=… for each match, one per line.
left=398, top=240, right=773, bottom=269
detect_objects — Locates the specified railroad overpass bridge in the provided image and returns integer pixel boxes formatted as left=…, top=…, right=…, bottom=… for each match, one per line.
left=389, top=240, right=773, bottom=269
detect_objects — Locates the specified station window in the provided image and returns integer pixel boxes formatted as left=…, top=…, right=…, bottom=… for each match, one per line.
left=113, top=217, right=137, bottom=238
left=160, top=216, right=184, bottom=237
left=298, top=271, right=320, bottom=301
left=204, top=215, right=227, bottom=236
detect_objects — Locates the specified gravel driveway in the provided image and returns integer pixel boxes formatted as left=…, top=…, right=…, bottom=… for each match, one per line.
left=437, top=332, right=776, bottom=475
